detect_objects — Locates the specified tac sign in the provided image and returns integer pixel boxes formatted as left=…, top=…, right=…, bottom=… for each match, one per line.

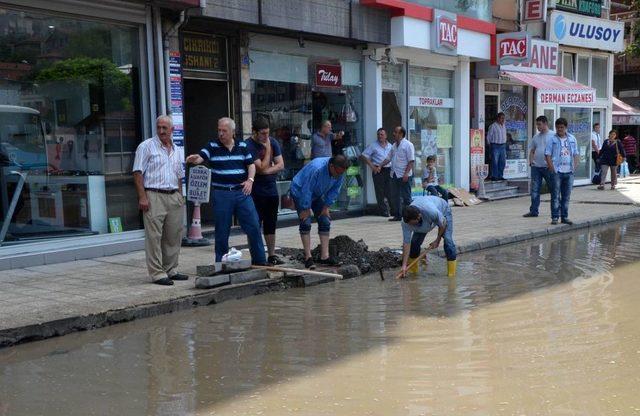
left=496, top=32, right=532, bottom=65
left=187, top=165, right=211, bottom=204
left=431, top=9, right=457, bottom=55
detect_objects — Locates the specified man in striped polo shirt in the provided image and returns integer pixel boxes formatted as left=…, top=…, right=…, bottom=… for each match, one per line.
left=186, top=117, right=267, bottom=265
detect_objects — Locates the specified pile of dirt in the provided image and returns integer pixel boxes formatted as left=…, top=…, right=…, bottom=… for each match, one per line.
left=279, top=235, right=401, bottom=274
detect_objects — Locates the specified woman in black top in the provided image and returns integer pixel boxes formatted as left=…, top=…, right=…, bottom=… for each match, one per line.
left=597, top=129, right=626, bottom=190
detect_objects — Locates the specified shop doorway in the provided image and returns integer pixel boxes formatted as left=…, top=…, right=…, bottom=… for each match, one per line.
left=183, top=78, right=229, bottom=224
left=560, top=106, right=592, bottom=182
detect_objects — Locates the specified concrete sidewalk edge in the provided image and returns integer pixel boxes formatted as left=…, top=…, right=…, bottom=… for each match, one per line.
left=1, top=209, right=639, bottom=349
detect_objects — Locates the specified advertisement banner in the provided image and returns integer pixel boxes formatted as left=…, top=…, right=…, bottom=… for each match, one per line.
left=547, top=10, right=624, bottom=52
left=469, top=129, right=485, bottom=190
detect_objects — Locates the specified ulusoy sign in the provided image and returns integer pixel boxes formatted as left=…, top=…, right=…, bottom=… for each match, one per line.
left=496, top=32, right=532, bottom=65
left=547, top=10, right=624, bottom=52
left=555, top=0, right=602, bottom=18
left=187, top=165, right=211, bottom=204
left=500, top=38, right=559, bottom=75
left=315, top=64, right=342, bottom=87
left=431, top=9, right=457, bottom=55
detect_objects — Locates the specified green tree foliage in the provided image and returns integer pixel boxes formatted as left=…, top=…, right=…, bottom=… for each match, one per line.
left=627, top=0, right=640, bottom=57
left=35, top=57, right=132, bottom=111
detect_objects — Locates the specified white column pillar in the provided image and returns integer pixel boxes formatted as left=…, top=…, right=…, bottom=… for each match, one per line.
left=454, top=56, right=470, bottom=190
left=363, top=52, right=382, bottom=205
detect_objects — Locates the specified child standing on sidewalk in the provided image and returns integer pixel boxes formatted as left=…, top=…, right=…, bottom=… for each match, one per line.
left=422, top=155, right=448, bottom=200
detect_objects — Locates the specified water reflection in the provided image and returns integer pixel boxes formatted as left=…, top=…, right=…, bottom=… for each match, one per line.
left=1, top=221, right=640, bottom=415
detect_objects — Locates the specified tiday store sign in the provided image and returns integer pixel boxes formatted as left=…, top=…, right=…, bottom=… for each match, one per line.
left=547, top=10, right=624, bottom=52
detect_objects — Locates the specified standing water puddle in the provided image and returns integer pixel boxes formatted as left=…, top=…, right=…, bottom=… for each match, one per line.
left=1, top=221, right=640, bottom=415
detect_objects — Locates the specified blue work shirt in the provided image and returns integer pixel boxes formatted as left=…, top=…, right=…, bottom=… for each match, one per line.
left=198, top=139, right=253, bottom=186
left=311, top=131, right=335, bottom=159
left=401, top=196, right=450, bottom=244
left=244, top=137, right=282, bottom=197
left=290, top=157, right=344, bottom=210
left=544, top=133, right=579, bottom=173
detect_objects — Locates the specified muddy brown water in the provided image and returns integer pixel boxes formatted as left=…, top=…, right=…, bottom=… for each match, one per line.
left=1, top=222, right=640, bottom=415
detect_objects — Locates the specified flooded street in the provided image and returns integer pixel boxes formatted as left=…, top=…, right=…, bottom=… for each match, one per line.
left=1, top=221, right=640, bottom=415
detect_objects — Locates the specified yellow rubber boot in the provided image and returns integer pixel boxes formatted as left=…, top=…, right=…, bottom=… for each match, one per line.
left=447, top=260, right=457, bottom=277
left=408, top=257, right=419, bottom=274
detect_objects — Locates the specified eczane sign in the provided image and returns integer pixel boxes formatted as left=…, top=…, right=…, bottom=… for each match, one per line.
left=500, top=39, right=559, bottom=75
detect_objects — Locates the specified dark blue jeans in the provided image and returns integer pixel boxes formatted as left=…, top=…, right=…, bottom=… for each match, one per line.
left=424, top=184, right=448, bottom=200
left=529, top=166, right=553, bottom=216
left=390, top=173, right=412, bottom=219
left=490, top=143, right=506, bottom=179
left=292, top=196, right=331, bottom=235
left=409, top=208, right=456, bottom=261
left=551, top=172, right=574, bottom=220
left=212, top=189, right=266, bottom=264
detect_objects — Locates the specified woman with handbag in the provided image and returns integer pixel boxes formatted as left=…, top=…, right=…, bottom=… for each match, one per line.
left=597, top=129, right=626, bottom=190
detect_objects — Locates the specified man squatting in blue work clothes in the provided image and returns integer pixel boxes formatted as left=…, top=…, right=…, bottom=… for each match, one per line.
left=400, top=195, right=457, bottom=278
left=186, top=117, right=267, bottom=265
left=289, top=155, right=349, bottom=269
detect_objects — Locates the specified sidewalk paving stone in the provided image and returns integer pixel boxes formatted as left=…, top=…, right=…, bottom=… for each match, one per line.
left=0, top=179, right=639, bottom=348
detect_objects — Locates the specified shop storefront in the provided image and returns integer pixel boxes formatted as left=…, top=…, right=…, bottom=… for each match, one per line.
left=248, top=34, right=365, bottom=214
left=0, top=1, right=155, bottom=246
left=364, top=1, right=495, bottom=196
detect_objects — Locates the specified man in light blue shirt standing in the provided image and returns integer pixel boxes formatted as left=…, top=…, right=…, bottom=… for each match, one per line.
left=290, top=155, right=348, bottom=269
left=486, top=112, right=507, bottom=181
left=399, top=195, right=457, bottom=278
left=545, top=117, right=580, bottom=225
left=311, top=120, right=344, bottom=159
left=524, top=115, right=555, bottom=218
left=360, top=127, right=393, bottom=217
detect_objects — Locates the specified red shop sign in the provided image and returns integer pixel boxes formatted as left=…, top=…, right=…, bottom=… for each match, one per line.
left=438, top=16, right=458, bottom=50
left=315, top=64, right=342, bottom=87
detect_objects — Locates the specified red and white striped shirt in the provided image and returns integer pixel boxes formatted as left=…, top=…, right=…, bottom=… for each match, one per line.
left=133, top=136, right=185, bottom=190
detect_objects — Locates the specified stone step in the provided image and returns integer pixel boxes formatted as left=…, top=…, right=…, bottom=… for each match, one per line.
left=481, top=192, right=530, bottom=201
left=483, top=180, right=509, bottom=191
left=479, top=186, right=522, bottom=200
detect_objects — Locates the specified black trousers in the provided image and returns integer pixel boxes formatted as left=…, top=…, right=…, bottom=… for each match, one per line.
left=389, top=173, right=412, bottom=219
left=372, top=167, right=391, bottom=216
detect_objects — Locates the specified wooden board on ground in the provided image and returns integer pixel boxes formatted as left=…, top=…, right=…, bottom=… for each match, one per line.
left=448, top=188, right=482, bottom=206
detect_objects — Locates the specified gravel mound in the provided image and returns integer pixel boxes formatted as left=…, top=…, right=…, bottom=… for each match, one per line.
left=279, top=235, right=401, bottom=274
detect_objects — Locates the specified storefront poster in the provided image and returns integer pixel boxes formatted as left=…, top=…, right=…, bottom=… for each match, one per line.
left=469, top=129, right=485, bottom=190
left=504, top=159, right=528, bottom=179
left=169, top=51, right=185, bottom=149
left=436, top=124, right=453, bottom=148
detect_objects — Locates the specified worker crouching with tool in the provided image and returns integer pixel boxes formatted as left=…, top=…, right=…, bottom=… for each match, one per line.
left=399, top=195, right=457, bottom=278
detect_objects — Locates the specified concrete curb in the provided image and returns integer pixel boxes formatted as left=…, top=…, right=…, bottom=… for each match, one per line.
left=1, top=209, right=639, bottom=349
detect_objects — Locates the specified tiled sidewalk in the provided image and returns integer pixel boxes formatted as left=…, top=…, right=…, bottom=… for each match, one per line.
left=1, top=178, right=639, bottom=347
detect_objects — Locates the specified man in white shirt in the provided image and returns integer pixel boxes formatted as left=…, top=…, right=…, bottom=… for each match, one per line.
left=133, top=116, right=186, bottom=286
left=524, top=115, right=555, bottom=218
left=486, top=112, right=507, bottom=181
left=591, top=122, right=602, bottom=171
left=360, top=128, right=393, bottom=217
left=381, top=126, right=415, bottom=222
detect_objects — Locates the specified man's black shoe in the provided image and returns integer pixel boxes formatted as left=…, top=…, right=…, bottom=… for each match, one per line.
left=388, top=217, right=401, bottom=222
left=268, top=255, right=285, bottom=265
left=561, top=218, right=573, bottom=225
left=551, top=219, right=558, bottom=225
left=169, top=273, right=189, bottom=281
left=523, top=212, right=538, bottom=218
left=304, top=257, right=315, bottom=269
left=318, top=256, right=341, bottom=266
left=154, top=277, right=174, bottom=286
